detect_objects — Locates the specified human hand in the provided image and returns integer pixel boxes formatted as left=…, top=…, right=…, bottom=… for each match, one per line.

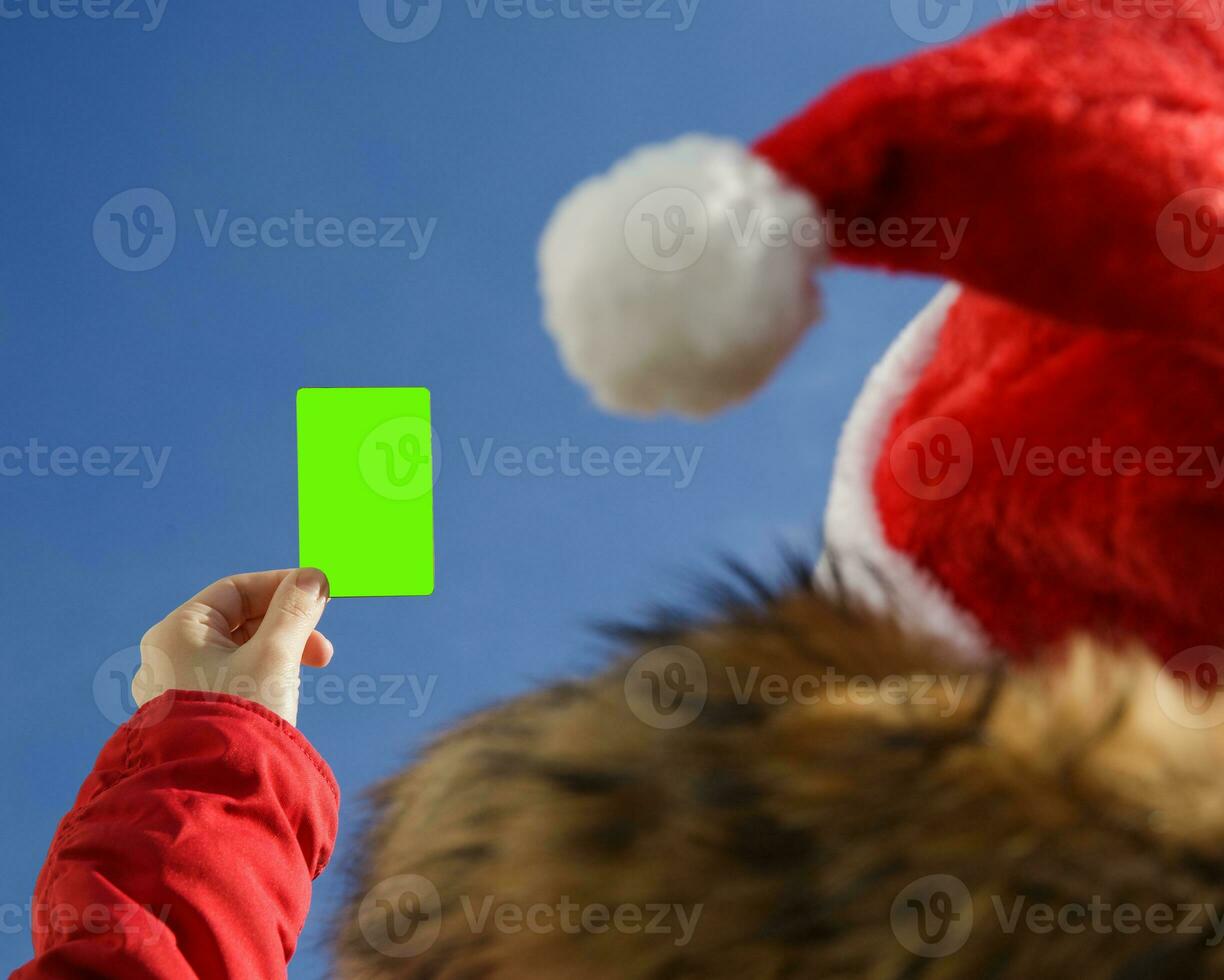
left=135, top=569, right=332, bottom=726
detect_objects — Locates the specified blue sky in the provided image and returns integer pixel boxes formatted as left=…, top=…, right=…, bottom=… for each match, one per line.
left=0, top=1, right=1006, bottom=974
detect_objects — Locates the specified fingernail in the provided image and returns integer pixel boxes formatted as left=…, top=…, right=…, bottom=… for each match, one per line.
left=297, top=567, right=330, bottom=602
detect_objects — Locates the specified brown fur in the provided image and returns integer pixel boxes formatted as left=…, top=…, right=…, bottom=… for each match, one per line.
left=336, top=579, right=1224, bottom=978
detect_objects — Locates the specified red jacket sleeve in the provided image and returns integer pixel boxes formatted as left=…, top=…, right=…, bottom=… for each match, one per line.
left=12, top=691, right=340, bottom=980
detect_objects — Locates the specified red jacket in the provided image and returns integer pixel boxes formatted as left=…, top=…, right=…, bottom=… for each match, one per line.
left=13, top=691, right=340, bottom=979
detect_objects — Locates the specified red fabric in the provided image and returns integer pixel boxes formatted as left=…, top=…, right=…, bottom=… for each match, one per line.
left=873, top=287, right=1224, bottom=660
left=13, top=691, right=339, bottom=979
left=754, top=0, right=1224, bottom=341
left=748, top=0, right=1224, bottom=657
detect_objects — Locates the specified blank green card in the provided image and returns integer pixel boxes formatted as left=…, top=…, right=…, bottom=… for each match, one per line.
left=297, top=387, right=434, bottom=597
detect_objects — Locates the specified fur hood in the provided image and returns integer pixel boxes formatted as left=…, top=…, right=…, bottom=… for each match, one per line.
left=337, top=573, right=1224, bottom=978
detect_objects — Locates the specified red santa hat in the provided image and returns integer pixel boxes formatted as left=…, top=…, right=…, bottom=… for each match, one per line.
left=538, top=0, right=1224, bottom=662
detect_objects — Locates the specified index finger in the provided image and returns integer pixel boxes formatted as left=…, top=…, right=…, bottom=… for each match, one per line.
left=184, top=569, right=299, bottom=632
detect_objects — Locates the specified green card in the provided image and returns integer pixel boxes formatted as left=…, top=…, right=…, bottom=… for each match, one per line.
left=297, top=387, right=435, bottom=597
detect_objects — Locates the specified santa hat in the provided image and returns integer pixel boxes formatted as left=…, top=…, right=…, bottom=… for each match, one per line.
left=538, top=0, right=1224, bottom=662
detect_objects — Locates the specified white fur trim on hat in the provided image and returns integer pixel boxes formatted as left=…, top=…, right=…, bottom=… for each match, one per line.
left=818, top=283, right=994, bottom=662
left=538, top=135, right=826, bottom=418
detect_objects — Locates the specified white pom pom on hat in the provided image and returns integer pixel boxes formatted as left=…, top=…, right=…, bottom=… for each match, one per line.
left=538, top=135, right=826, bottom=418
left=535, top=5, right=1224, bottom=668
left=539, top=6, right=1224, bottom=420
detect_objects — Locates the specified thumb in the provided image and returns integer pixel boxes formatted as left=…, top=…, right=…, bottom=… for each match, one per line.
left=254, top=568, right=330, bottom=663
